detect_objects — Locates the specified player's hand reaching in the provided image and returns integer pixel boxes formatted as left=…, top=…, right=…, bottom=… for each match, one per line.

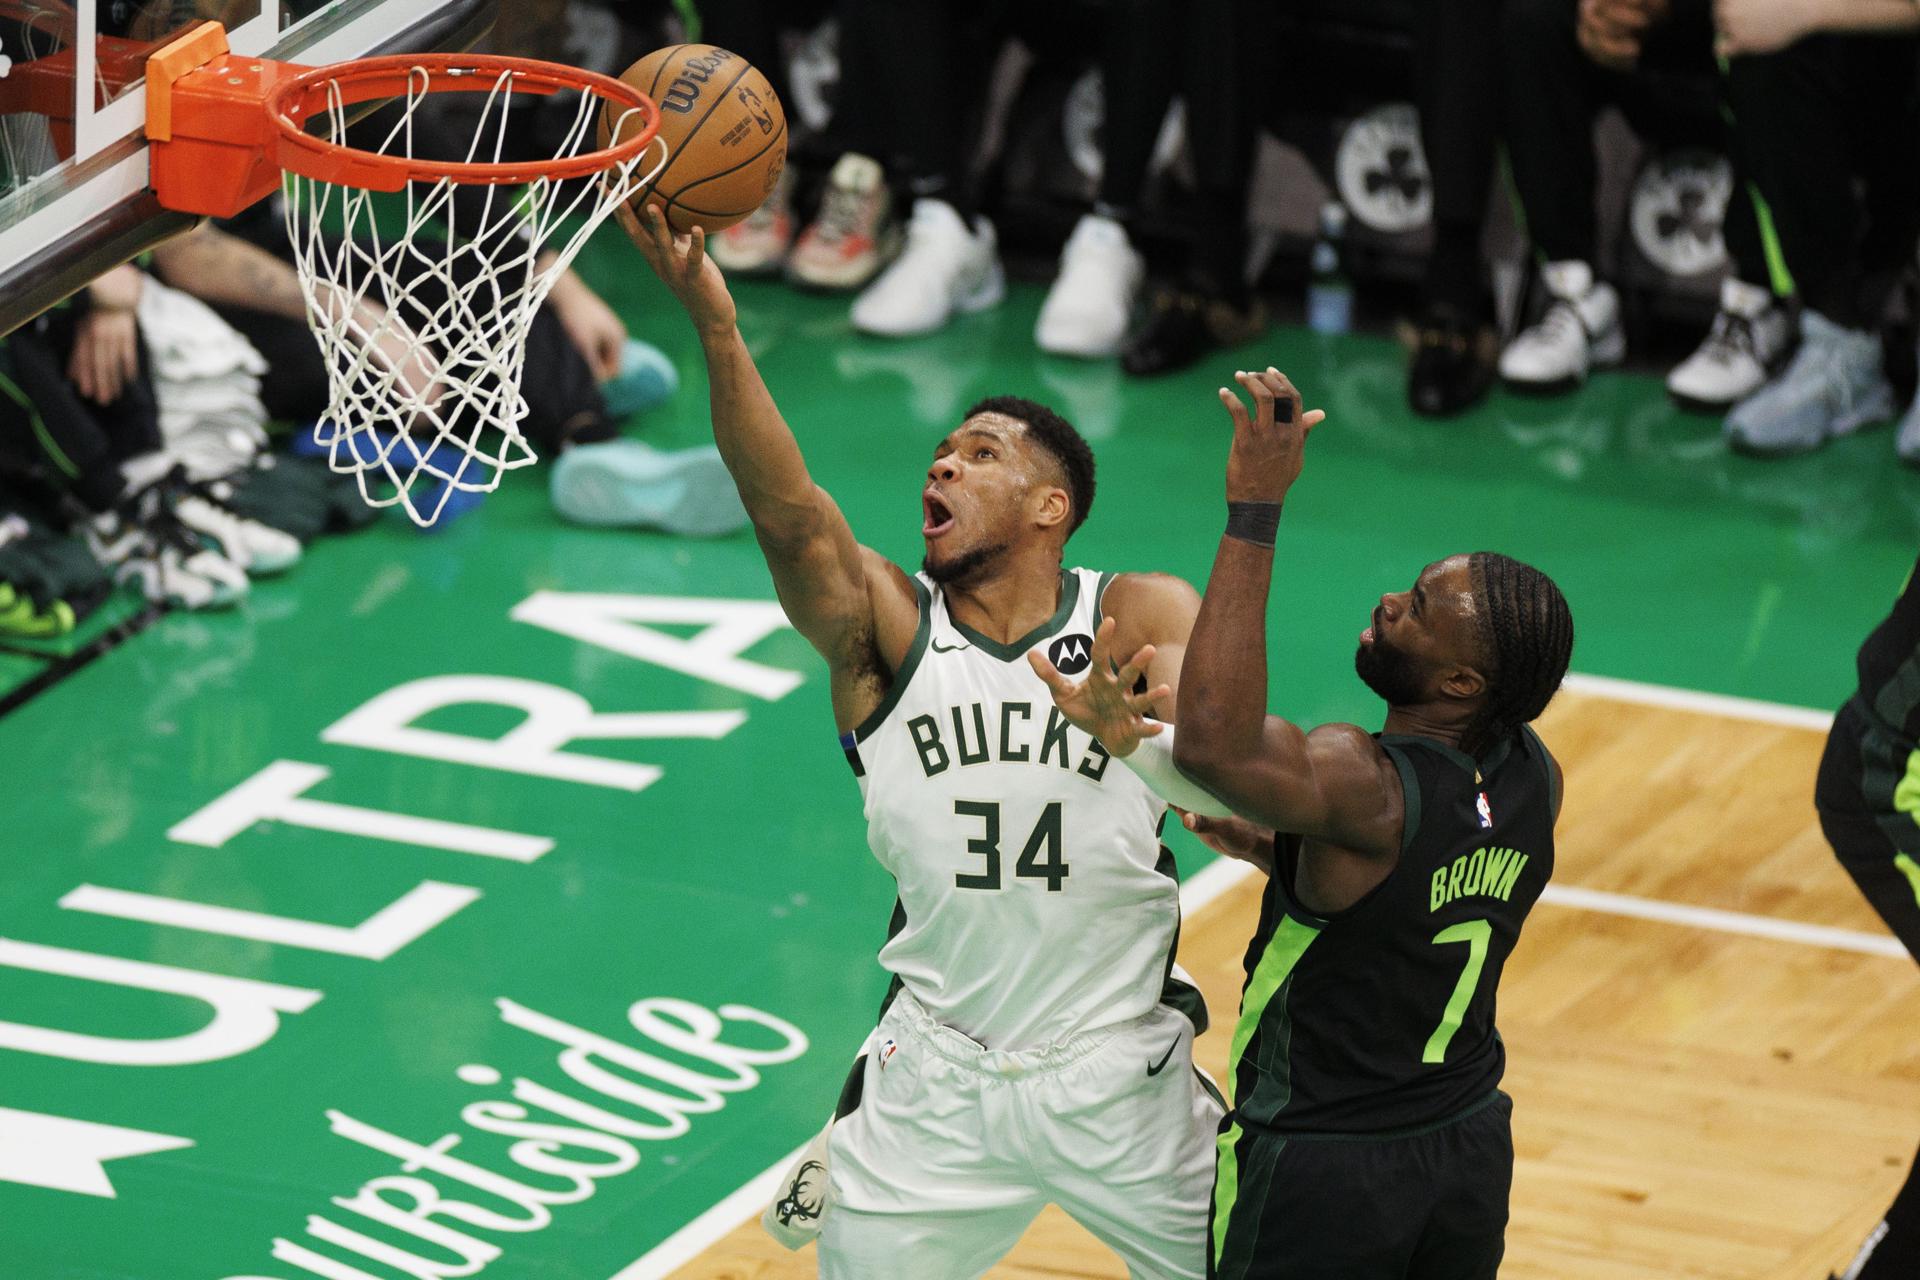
left=1027, top=616, right=1169, bottom=759
left=1177, top=811, right=1275, bottom=874
left=625, top=203, right=738, bottom=341
left=1219, top=367, right=1325, bottom=506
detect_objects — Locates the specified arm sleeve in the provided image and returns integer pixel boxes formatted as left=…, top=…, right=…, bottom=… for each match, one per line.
left=1121, top=726, right=1237, bottom=818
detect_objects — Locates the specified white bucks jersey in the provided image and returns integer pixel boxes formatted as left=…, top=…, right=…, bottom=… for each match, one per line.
left=841, top=567, right=1205, bottom=1050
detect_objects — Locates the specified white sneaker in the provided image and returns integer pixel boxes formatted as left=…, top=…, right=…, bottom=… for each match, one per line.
left=175, top=483, right=302, bottom=576
left=1035, top=214, right=1143, bottom=358
left=1724, top=310, right=1894, bottom=456
left=85, top=489, right=248, bottom=610
left=1498, top=260, right=1626, bottom=393
left=1666, top=278, right=1791, bottom=410
left=788, top=153, right=899, bottom=291
left=850, top=198, right=1005, bottom=338
left=708, top=164, right=795, bottom=276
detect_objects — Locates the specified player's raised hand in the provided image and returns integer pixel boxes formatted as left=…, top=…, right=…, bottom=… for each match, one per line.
left=624, top=202, right=738, bottom=340
left=1026, top=616, right=1169, bottom=759
left=1218, top=367, right=1326, bottom=505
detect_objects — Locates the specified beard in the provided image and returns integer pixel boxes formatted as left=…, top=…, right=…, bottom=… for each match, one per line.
left=923, top=539, right=1010, bottom=587
left=1354, top=636, right=1428, bottom=706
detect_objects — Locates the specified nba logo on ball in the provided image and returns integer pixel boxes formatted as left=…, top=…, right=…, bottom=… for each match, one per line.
left=1049, top=633, right=1094, bottom=676
left=1476, top=791, right=1494, bottom=830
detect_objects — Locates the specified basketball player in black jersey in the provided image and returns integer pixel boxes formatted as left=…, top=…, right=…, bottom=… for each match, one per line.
left=1035, top=368, right=1573, bottom=1279
left=1817, top=556, right=1920, bottom=1280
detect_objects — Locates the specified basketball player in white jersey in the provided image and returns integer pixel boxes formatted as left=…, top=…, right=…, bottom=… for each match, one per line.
left=630, top=204, right=1223, bottom=1277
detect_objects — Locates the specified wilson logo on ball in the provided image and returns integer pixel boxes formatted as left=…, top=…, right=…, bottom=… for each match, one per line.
left=660, top=49, right=736, bottom=115
left=603, top=44, right=787, bottom=234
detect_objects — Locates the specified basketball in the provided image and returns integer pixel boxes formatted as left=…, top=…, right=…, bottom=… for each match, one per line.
left=601, top=44, right=787, bottom=236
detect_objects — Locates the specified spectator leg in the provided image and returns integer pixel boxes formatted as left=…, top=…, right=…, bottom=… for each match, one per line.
left=1414, top=0, right=1503, bottom=314
left=840, top=0, right=1007, bottom=221
left=1175, top=0, right=1262, bottom=304
left=1095, top=0, right=1179, bottom=223
left=1500, top=0, right=1606, bottom=265
left=1726, top=34, right=1920, bottom=330
left=0, top=315, right=159, bottom=512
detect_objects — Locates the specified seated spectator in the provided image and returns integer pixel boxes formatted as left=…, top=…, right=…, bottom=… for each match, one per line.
left=1035, top=0, right=1267, bottom=376
left=0, top=266, right=295, bottom=610
left=840, top=0, right=1008, bottom=337
left=1717, top=0, right=1920, bottom=459
left=1406, top=0, right=1505, bottom=417
left=153, top=177, right=744, bottom=535
left=694, top=0, right=901, bottom=291
left=1499, top=0, right=1789, bottom=412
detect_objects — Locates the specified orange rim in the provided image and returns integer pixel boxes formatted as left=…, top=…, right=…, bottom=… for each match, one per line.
left=265, top=53, right=660, bottom=188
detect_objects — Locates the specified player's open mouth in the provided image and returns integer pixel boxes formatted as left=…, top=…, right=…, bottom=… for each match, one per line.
left=923, top=489, right=955, bottom=539
left=1361, top=607, right=1381, bottom=646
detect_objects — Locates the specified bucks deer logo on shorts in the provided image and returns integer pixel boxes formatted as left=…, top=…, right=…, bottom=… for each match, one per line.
left=774, top=1159, right=828, bottom=1227
left=1048, top=633, right=1094, bottom=676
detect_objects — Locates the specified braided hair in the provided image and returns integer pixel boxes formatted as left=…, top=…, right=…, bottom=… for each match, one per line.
left=1463, top=552, right=1574, bottom=755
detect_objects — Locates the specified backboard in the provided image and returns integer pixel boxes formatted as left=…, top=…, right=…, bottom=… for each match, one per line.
left=0, top=0, right=496, bottom=335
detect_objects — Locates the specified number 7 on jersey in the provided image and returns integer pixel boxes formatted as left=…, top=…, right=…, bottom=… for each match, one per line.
left=1423, top=919, right=1492, bottom=1063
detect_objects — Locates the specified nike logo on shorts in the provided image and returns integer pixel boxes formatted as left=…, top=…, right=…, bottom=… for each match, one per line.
left=1146, top=1039, right=1178, bottom=1077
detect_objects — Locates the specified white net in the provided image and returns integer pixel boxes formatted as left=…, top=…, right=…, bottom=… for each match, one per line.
left=282, top=67, right=668, bottom=527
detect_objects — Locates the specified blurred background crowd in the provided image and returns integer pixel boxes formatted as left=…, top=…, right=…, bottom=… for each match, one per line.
left=0, top=0, right=1914, bottom=632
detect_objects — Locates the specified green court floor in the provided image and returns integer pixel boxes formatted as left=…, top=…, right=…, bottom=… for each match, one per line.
left=2, top=256, right=1913, bottom=1280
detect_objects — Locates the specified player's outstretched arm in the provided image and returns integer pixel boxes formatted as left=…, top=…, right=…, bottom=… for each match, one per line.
left=1170, top=370, right=1395, bottom=852
left=628, top=205, right=914, bottom=688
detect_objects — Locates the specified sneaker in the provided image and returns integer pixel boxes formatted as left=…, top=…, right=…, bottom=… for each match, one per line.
left=600, top=338, right=680, bottom=419
left=708, top=165, right=795, bottom=276
left=1893, top=376, right=1920, bottom=470
left=1407, top=303, right=1497, bottom=417
left=1498, top=260, right=1626, bottom=393
left=549, top=439, right=748, bottom=536
left=1035, top=214, right=1144, bottom=358
left=174, top=476, right=302, bottom=576
left=789, top=153, right=900, bottom=292
left=1120, top=289, right=1268, bottom=378
left=1667, top=278, right=1791, bottom=411
left=1725, top=310, right=1895, bottom=456
left=849, top=199, right=1004, bottom=337
left=84, top=486, right=248, bottom=610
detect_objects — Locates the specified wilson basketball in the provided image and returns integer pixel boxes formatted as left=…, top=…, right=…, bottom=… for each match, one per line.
left=601, top=44, right=787, bottom=236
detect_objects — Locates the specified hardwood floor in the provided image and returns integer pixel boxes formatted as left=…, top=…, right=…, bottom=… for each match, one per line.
left=673, top=688, right=1919, bottom=1279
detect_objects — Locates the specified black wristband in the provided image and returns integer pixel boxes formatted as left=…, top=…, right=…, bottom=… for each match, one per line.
left=1225, top=500, right=1282, bottom=547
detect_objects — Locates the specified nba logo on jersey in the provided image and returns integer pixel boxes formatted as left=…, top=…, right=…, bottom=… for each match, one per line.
left=879, top=1038, right=898, bottom=1069
left=1048, top=632, right=1094, bottom=675
left=1476, top=791, right=1494, bottom=829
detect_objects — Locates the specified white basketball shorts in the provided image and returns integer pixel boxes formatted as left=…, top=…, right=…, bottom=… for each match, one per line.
left=818, top=987, right=1224, bottom=1280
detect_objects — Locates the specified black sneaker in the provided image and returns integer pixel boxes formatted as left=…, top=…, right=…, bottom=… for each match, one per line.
left=1121, top=290, right=1267, bottom=378
left=81, top=481, right=249, bottom=610
left=1408, top=305, right=1498, bottom=417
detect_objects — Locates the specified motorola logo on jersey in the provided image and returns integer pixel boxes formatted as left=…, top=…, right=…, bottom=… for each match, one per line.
left=1049, top=633, right=1094, bottom=675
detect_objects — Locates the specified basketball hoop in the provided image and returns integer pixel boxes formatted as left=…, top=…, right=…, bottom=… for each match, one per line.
left=144, top=24, right=667, bottom=526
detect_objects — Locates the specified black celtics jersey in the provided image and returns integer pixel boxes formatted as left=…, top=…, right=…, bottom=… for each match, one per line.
left=1852, top=553, right=1920, bottom=741
left=1225, top=726, right=1558, bottom=1137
